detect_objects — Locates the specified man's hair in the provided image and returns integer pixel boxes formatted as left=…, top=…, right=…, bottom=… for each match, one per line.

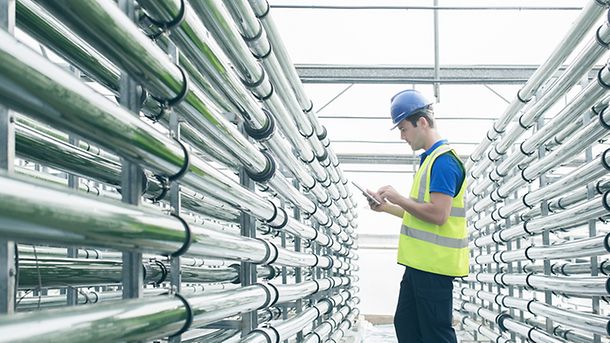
left=407, top=105, right=435, bottom=128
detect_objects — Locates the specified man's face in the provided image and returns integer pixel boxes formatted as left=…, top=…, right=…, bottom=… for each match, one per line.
left=397, top=119, right=424, bottom=151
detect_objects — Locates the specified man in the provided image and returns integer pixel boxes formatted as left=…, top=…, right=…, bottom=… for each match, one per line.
left=366, top=89, right=468, bottom=343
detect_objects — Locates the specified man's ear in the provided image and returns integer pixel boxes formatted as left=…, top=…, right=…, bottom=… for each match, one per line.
left=418, top=116, right=428, bottom=128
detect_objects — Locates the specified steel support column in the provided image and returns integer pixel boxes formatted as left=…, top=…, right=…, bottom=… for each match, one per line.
left=66, top=67, right=80, bottom=307
left=0, top=0, right=16, bottom=315
left=239, top=127, right=257, bottom=336
left=119, top=0, right=143, bottom=300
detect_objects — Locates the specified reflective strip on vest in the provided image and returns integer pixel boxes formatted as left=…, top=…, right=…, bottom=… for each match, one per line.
left=450, top=207, right=466, bottom=217
left=401, top=224, right=468, bottom=249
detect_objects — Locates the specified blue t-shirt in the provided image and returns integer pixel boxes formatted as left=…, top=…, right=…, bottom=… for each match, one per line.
left=419, top=140, right=465, bottom=197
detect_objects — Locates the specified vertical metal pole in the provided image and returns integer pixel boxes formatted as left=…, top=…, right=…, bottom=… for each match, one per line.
left=583, top=108, right=601, bottom=343
left=468, top=211, right=479, bottom=341
left=485, top=220, right=493, bottom=328
left=119, top=0, right=143, bottom=300
left=536, top=115, right=553, bottom=334
left=313, top=222, right=322, bottom=327
left=478, top=202, right=486, bottom=327
left=507, top=193, right=516, bottom=342
left=167, top=44, right=183, bottom=343
left=280, top=225, right=288, bottom=343
left=432, top=0, right=440, bottom=102
left=0, top=0, right=16, bottom=315
left=66, top=66, right=80, bottom=307
left=240, top=128, right=257, bottom=336
left=66, top=136, right=79, bottom=306
left=293, top=180, right=303, bottom=342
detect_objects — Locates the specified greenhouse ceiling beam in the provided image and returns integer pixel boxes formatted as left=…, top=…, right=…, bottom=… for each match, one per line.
left=271, top=5, right=581, bottom=11
left=296, top=64, right=601, bottom=84
left=336, top=153, right=586, bottom=166
left=336, top=153, right=468, bottom=165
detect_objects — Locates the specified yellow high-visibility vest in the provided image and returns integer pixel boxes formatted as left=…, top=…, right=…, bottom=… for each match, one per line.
left=397, top=144, right=469, bottom=277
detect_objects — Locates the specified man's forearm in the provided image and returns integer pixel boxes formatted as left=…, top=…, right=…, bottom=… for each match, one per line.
left=394, top=195, right=447, bottom=226
left=382, top=203, right=405, bottom=218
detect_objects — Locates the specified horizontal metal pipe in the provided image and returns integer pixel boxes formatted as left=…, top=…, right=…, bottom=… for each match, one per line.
left=182, top=329, right=240, bottom=343
left=526, top=317, right=593, bottom=343
left=464, top=272, right=608, bottom=297
left=473, top=194, right=609, bottom=248
left=0, top=29, right=339, bottom=243
left=242, top=292, right=354, bottom=343
left=15, top=166, right=122, bottom=202
left=466, top=0, right=606, bottom=166
left=523, top=260, right=610, bottom=276
left=1, top=295, right=188, bottom=342
left=0, top=28, right=188, bottom=177
left=17, top=245, right=235, bottom=268
left=37, top=0, right=270, bottom=176
left=459, top=286, right=609, bottom=336
left=472, top=233, right=609, bottom=265
left=545, top=95, right=610, bottom=149
left=16, top=121, right=244, bottom=222
left=520, top=113, right=610, bottom=184
left=538, top=179, right=610, bottom=215
left=16, top=257, right=251, bottom=289
left=19, top=257, right=132, bottom=288
left=189, top=284, right=276, bottom=328
left=274, top=277, right=348, bottom=303
left=16, top=283, right=238, bottom=312
left=488, top=19, right=610, bottom=163
left=136, top=0, right=354, bottom=227
left=222, top=1, right=324, bottom=152
left=509, top=194, right=607, bottom=237
left=502, top=317, right=565, bottom=343
left=246, top=0, right=368, bottom=211
left=209, top=0, right=354, bottom=213
left=16, top=115, right=117, bottom=162
left=0, top=174, right=188, bottom=255
left=2, top=284, right=279, bottom=342
left=522, top=93, right=610, bottom=160
left=15, top=123, right=156, bottom=195
left=187, top=0, right=353, bottom=217
left=460, top=317, right=510, bottom=343
left=0, top=174, right=341, bottom=268
left=16, top=0, right=119, bottom=92
left=19, top=0, right=246, bottom=171
left=21, top=0, right=253, bottom=173
left=472, top=149, right=610, bottom=222
left=472, top=85, right=610, bottom=201
left=246, top=0, right=322, bottom=135
left=456, top=298, right=565, bottom=342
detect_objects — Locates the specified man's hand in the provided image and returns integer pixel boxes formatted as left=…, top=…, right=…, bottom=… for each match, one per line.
left=365, top=189, right=385, bottom=212
left=377, top=185, right=404, bottom=205
left=364, top=186, right=406, bottom=218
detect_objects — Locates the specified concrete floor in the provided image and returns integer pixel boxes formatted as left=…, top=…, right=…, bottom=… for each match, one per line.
left=342, top=317, right=490, bottom=343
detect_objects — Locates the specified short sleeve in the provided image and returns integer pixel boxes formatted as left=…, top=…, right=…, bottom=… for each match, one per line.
left=429, top=153, right=465, bottom=197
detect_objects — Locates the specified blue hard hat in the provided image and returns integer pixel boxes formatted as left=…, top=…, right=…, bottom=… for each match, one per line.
left=390, top=89, right=433, bottom=129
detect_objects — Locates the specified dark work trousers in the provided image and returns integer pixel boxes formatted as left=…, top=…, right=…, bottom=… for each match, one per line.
left=394, top=266, right=457, bottom=343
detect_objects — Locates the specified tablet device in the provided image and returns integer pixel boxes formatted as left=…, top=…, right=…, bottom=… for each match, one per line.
left=351, top=181, right=381, bottom=206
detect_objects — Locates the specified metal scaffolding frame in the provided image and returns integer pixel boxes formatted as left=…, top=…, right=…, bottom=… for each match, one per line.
left=295, top=64, right=603, bottom=84
left=0, top=0, right=359, bottom=342
left=1, top=1, right=609, bottom=342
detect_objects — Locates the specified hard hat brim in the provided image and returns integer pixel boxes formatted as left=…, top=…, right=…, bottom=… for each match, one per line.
left=390, top=111, right=407, bottom=130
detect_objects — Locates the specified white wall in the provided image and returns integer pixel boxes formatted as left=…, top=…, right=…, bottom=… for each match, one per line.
left=356, top=248, right=404, bottom=315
